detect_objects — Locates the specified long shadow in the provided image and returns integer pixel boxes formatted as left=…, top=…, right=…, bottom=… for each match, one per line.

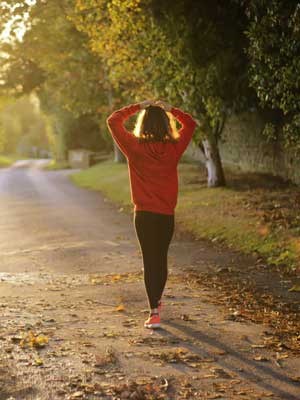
left=154, top=320, right=300, bottom=400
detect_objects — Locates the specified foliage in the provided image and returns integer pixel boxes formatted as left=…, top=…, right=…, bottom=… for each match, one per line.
left=0, top=154, right=20, bottom=167
left=71, top=0, right=251, bottom=141
left=0, top=0, right=112, bottom=159
left=0, top=95, right=50, bottom=155
left=244, top=0, right=300, bottom=149
left=0, top=95, right=14, bottom=152
left=2, top=0, right=300, bottom=176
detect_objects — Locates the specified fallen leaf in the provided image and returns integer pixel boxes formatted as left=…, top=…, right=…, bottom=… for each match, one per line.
left=103, top=331, right=119, bottom=338
left=11, top=336, right=22, bottom=343
left=253, top=356, right=269, bottom=362
left=20, top=331, right=48, bottom=348
left=288, top=284, right=300, bottom=292
left=181, top=314, right=192, bottom=321
left=290, top=376, right=300, bottom=382
left=112, top=274, right=121, bottom=281
left=34, top=357, right=44, bottom=366
left=211, top=367, right=232, bottom=379
left=276, top=352, right=289, bottom=360
left=70, top=391, right=84, bottom=399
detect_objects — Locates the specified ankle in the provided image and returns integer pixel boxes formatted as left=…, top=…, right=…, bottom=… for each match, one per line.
left=151, top=301, right=161, bottom=312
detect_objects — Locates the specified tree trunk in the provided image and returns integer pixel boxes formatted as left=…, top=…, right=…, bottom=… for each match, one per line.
left=114, top=143, right=126, bottom=163
left=201, top=137, right=226, bottom=187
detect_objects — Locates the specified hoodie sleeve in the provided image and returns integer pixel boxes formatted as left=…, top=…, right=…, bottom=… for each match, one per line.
left=170, top=107, right=197, bottom=159
left=106, top=103, right=141, bottom=157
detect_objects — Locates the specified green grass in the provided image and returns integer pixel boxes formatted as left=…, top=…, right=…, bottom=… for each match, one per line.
left=71, top=161, right=131, bottom=208
left=0, top=154, right=20, bottom=168
left=43, top=159, right=71, bottom=170
left=70, top=160, right=299, bottom=270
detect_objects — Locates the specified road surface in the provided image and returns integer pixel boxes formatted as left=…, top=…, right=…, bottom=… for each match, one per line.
left=0, top=160, right=299, bottom=399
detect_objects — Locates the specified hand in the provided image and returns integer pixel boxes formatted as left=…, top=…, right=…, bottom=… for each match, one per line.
left=139, top=99, right=156, bottom=109
left=154, top=100, right=172, bottom=112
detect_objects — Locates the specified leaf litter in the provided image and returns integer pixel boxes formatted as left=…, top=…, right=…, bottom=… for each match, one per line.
left=90, top=271, right=142, bottom=285
left=177, top=268, right=300, bottom=354
left=19, top=330, right=49, bottom=348
left=148, top=346, right=215, bottom=368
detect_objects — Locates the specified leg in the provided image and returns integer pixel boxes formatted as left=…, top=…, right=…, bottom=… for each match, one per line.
left=134, top=211, right=161, bottom=310
left=154, top=213, right=175, bottom=305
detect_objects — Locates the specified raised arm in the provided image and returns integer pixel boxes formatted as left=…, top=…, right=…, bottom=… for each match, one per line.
left=154, top=100, right=197, bottom=158
left=170, top=106, right=197, bottom=158
left=106, top=103, right=141, bottom=157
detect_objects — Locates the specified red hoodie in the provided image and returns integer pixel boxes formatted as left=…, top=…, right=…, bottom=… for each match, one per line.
left=106, top=103, right=197, bottom=215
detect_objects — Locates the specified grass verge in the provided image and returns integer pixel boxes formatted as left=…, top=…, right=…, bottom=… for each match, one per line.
left=43, top=159, right=71, bottom=170
left=0, top=154, right=20, bottom=168
left=70, top=159, right=300, bottom=271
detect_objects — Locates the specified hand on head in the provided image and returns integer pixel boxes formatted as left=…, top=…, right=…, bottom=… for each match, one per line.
left=139, top=99, right=155, bottom=109
left=139, top=99, right=172, bottom=112
left=154, top=100, right=172, bottom=112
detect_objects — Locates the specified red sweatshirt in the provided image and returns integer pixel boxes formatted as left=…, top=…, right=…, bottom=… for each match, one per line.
left=106, top=102, right=197, bottom=215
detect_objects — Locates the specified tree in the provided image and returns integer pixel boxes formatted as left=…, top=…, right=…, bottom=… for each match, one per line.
left=0, top=95, right=14, bottom=152
left=0, top=94, right=51, bottom=155
left=72, top=0, right=252, bottom=186
left=244, top=0, right=300, bottom=150
left=0, top=0, right=111, bottom=160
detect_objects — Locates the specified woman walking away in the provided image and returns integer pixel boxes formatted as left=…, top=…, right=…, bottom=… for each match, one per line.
left=106, top=99, right=197, bottom=329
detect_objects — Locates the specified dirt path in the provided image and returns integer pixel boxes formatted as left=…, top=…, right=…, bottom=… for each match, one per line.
left=0, top=161, right=299, bottom=400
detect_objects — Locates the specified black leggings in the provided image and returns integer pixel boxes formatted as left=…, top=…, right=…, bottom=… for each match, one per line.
left=134, top=210, right=175, bottom=309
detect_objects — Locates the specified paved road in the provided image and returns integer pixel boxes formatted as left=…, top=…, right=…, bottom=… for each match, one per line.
left=0, top=159, right=140, bottom=276
left=0, top=160, right=299, bottom=399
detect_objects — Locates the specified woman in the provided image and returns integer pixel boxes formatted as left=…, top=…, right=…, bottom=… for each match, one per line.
left=106, top=99, right=197, bottom=328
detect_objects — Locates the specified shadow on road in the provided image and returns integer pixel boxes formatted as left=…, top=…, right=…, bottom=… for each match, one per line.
left=155, top=320, right=300, bottom=400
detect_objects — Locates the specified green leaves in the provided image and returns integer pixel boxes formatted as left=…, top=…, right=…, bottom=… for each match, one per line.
left=245, top=1, right=300, bottom=148
left=71, top=0, right=249, bottom=147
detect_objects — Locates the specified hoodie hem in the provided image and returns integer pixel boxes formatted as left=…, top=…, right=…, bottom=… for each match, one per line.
left=134, top=205, right=175, bottom=216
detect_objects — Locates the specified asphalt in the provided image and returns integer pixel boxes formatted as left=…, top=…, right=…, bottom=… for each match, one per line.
left=0, top=160, right=299, bottom=400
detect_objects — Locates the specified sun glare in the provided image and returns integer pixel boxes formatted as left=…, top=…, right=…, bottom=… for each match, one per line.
left=0, top=0, right=36, bottom=43
left=0, top=16, right=27, bottom=43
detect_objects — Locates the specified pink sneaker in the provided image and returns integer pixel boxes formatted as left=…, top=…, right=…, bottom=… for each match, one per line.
left=144, top=313, right=160, bottom=329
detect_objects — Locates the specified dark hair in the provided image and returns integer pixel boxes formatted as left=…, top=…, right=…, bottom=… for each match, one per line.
left=134, top=105, right=178, bottom=143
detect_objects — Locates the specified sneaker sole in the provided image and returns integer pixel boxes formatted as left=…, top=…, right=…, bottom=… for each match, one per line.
left=144, top=323, right=161, bottom=329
